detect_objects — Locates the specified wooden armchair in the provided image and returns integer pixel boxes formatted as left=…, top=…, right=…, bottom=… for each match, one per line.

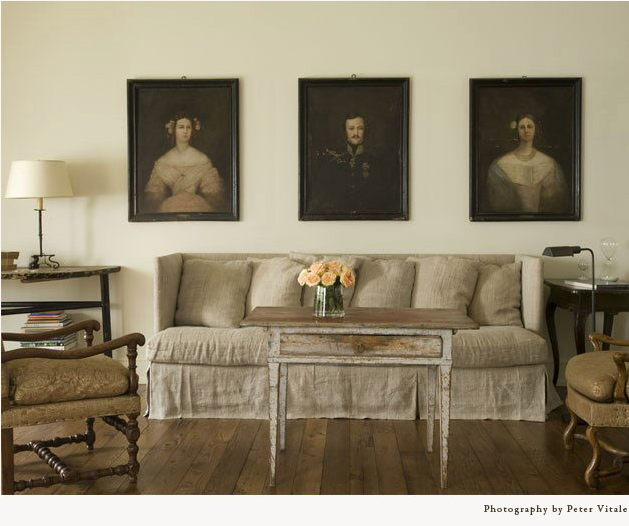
left=1, top=320, right=145, bottom=494
left=563, top=333, right=629, bottom=488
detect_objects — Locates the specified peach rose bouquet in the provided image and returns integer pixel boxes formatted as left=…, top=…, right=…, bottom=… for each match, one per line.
left=297, top=260, right=356, bottom=289
left=298, top=260, right=355, bottom=318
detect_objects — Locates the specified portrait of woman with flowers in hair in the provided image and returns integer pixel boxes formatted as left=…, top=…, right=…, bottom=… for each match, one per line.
left=143, top=110, right=227, bottom=213
left=128, top=79, right=239, bottom=221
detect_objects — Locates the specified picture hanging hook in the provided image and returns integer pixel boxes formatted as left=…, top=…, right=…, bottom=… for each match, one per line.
left=350, top=74, right=357, bottom=80
left=181, top=76, right=187, bottom=80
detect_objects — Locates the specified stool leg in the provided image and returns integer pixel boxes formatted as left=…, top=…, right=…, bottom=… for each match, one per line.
left=126, top=414, right=140, bottom=483
left=585, top=426, right=601, bottom=489
left=563, top=407, right=578, bottom=450
left=1, top=428, right=15, bottom=495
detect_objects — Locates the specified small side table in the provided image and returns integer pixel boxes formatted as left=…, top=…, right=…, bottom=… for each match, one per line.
left=544, top=278, right=629, bottom=385
left=2, top=266, right=121, bottom=355
left=242, top=306, right=478, bottom=489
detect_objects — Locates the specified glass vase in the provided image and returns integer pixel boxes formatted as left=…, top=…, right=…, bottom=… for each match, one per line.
left=313, top=281, right=345, bottom=318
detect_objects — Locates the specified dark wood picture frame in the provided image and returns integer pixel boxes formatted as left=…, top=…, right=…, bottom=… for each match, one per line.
left=299, top=78, right=409, bottom=221
left=470, top=77, right=581, bottom=221
left=127, top=78, right=239, bottom=222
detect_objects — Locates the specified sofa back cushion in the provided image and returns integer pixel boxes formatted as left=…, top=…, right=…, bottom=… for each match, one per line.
left=351, top=258, right=415, bottom=308
left=409, top=256, right=479, bottom=313
left=175, top=259, right=252, bottom=328
left=246, top=257, right=304, bottom=315
left=469, top=261, right=523, bottom=326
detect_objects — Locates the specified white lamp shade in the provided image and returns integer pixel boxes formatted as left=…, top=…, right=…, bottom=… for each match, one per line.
left=5, top=160, right=73, bottom=199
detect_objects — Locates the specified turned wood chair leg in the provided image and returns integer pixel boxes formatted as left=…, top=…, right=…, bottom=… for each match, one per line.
left=126, top=414, right=140, bottom=483
left=1, top=428, right=15, bottom=495
left=585, top=426, right=601, bottom=489
left=85, top=418, right=96, bottom=450
left=563, top=406, right=578, bottom=450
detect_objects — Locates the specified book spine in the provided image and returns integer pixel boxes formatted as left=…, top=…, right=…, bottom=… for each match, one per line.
left=22, top=322, right=71, bottom=328
left=22, top=340, right=77, bottom=345
left=26, top=317, right=69, bottom=321
left=19, top=342, right=77, bottom=350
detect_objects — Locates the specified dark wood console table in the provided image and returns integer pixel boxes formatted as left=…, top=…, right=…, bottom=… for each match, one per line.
left=544, top=278, right=629, bottom=385
left=2, top=266, right=121, bottom=355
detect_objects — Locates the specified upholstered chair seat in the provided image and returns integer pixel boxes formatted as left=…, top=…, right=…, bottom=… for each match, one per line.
left=5, top=355, right=130, bottom=406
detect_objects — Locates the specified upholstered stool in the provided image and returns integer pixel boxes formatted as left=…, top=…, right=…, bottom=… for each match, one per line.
left=1, top=320, right=145, bottom=494
left=563, top=333, right=629, bottom=488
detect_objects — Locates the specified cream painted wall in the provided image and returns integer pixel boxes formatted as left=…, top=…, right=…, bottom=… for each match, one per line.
left=2, top=2, right=628, bottom=384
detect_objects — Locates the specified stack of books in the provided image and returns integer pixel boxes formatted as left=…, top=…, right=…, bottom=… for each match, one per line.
left=21, top=311, right=77, bottom=350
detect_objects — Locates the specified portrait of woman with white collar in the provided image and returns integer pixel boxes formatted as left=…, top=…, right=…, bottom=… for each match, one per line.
left=486, top=113, right=568, bottom=214
left=144, top=111, right=226, bottom=214
left=470, top=77, right=581, bottom=221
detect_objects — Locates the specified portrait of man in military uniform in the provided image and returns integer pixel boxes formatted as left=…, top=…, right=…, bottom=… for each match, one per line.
left=299, top=78, right=409, bottom=220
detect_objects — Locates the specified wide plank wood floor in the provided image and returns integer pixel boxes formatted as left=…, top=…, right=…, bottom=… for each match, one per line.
left=10, top=401, right=629, bottom=495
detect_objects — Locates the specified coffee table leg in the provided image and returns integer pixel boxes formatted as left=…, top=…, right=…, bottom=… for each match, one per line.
left=439, top=363, right=452, bottom=489
left=279, top=363, right=287, bottom=451
left=269, top=362, right=279, bottom=487
left=426, top=366, right=436, bottom=453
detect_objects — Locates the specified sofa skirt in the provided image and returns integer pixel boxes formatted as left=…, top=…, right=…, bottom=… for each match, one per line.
left=147, top=362, right=548, bottom=422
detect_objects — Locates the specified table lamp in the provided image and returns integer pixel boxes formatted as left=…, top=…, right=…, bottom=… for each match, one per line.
left=4, top=160, right=73, bottom=269
left=542, top=245, right=596, bottom=333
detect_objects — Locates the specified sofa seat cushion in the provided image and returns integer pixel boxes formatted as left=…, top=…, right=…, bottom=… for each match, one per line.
left=147, top=326, right=268, bottom=366
left=565, top=351, right=629, bottom=403
left=453, top=326, right=547, bottom=368
left=5, top=356, right=129, bottom=406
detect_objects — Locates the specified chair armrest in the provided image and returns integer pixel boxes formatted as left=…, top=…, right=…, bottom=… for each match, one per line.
left=2, top=319, right=101, bottom=346
left=589, top=333, right=629, bottom=352
left=1, top=333, right=145, bottom=396
left=588, top=333, right=629, bottom=403
left=1, top=333, right=145, bottom=363
left=612, top=352, right=629, bottom=403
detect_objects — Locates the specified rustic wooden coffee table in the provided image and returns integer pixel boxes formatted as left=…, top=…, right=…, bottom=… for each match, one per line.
left=242, top=306, right=478, bottom=489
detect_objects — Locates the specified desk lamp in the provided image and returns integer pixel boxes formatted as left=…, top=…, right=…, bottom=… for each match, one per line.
left=4, top=160, right=73, bottom=269
left=542, top=245, right=596, bottom=333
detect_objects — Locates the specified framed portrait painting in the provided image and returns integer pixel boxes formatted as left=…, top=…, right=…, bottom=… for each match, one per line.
left=299, top=78, right=409, bottom=220
left=127, top=78, right=239, bottom=221
left=470, top=77, right=581, bottom=221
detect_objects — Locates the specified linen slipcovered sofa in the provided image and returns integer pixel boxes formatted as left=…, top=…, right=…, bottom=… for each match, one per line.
left=146, top=252, right=554, bottom=422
